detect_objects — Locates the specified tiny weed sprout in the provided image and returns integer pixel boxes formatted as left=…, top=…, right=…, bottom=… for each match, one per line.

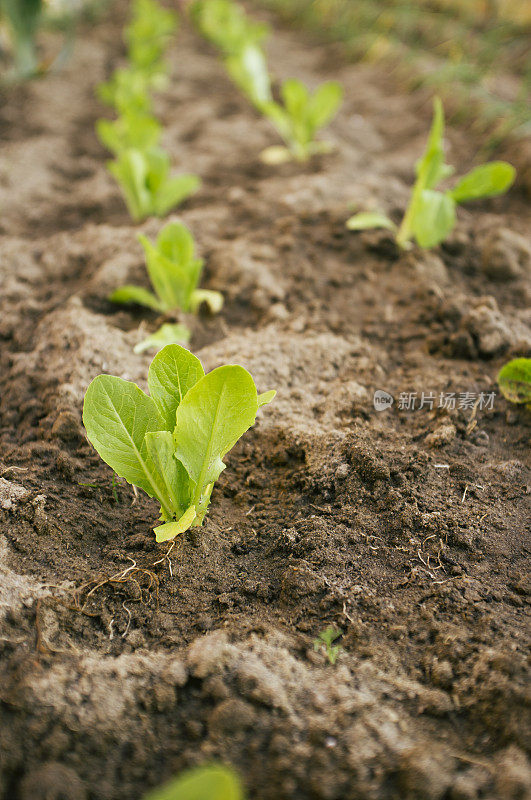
left=497, top=358, right=531, bottom=407
left=82, top=344, right=275, bottom=542
left=143, top=763, right=243, bottom=800
left=347, top=97, right=516, bottom=249
left=125, top=0, right=177, bottom=76
left=261, top=79, right=343, bottom=163
left=0, top=0, right=42, bottom=78
left=110, top=220, right=223, bottom=315
left=108, top=149, right=201, bottom=221
left=314, top=627, right=342, bottom=665
left=96, top=112, right=162, bottom=155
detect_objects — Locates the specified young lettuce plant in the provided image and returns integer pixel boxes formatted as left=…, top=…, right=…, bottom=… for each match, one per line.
left=190, top=0, right=269, bottom=56
left=347, top=97, right=516, bottom=249
left=108, top=149, right=200, bottom=222
left=96, top=111, right=162, bottom=155
left=261, top=79, right=343, bottom=163
left=110, top=221, right=223, bottom=315
left=97, top=67, right=155, bottom=115
left=192, top=0, right=272, bottom=110
left=125, top=0, right=177, bottom=76
left=82, top=344, right=275, bottom=542
left=223, top=46, right=342, bottom=162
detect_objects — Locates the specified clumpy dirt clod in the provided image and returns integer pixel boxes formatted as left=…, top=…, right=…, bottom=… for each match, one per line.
left=0, top=2, right=529, bottom=799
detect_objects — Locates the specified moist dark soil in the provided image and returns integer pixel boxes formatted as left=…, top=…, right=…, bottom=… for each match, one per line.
left=0, top=4, right=530, bottom=800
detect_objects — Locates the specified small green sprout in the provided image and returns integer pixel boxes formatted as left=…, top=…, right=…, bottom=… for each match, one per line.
left=0, top=0, right=42, bottom=78
left=108, top=149, right=201, bottom=222
left=347, top=97, right=516, bottom=249
left=96, top=111, right=162, bottom=155
left=125, top=0, right=178, bottom=75
left=314, top=627, right=342, bottom=665
left=109, top=220, right=223, bottom=315
left=143, top=763, right=243, bottom=800
left=497, top=358, right=531, bottom=407
left=83, top=344, right=275, bottom=542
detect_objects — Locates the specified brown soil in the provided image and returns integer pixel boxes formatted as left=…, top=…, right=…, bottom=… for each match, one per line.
left=0, top=4, right=530, bottom=800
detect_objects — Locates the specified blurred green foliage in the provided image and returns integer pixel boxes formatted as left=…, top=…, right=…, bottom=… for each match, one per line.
left=252, top=0, right=531, bottom=147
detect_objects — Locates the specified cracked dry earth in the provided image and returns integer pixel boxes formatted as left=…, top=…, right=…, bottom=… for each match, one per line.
left=0, top=4, right=530, bottom=800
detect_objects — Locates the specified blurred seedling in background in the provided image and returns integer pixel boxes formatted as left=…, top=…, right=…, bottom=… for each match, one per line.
left=83, top=345, right=275, bottom=542
left=107, top=149, right=200, bottom=222
left=260, top=78, right=343, bottom=163
left=109, top=221, right=222, bottom=347
left=98, top=66, right=156, bottom=114
left=143, top=763, right=243, bottom=799
left=192, top=0, right=272, bottom=112
left=191, top=0, right=269, bottom=56
left=125, top=0, right=177, bottom=77
left=228, top=55, right=343, bottom=162
left=97, top=0, right=177, bottom=111
left=314, top=627, right=342, bottom=665
left=192, top=0, right=342, bottom=162
left=97, top=111, right=162, bottom=154
left=347, top=97, right=516, bottom=248
left=497, top=358, right=531, bottom=409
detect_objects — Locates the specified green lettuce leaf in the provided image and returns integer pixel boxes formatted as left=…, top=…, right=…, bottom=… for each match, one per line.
left=82, top=375, right=173, bottom=518
left=450, top=161, right=516, bottom=203
left=173, top=365, right=261, bottom=504
left=148, top=344, right=205, bottom=430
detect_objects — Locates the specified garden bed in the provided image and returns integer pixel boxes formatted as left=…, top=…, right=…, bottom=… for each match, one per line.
left=0, top=3, right=529, bottom=798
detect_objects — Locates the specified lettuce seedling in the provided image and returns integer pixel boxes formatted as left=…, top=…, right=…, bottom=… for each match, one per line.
left=108, top=149, right=201, bottom=221
left=96, top=112, right=162, bottom=155
left=225, top=43, right=272, bottom=108
left=125, top=0, right=177, bottom=75
left=0, top=0, right=42, bottom=78
left=261, top=79, right=343, bottom=163
left=347, top=97, right=516, bottom=249
left=191, top=0, right=269, bottom=56
left=109, top=220, right=222, bottom=314
left=82, top=344, right=275, bottom=542
left=225, top=50, right=342, bottom=162
left=497, top=358, right=531, bottom=407
left=143, top=764, right=243, bottom=800
left=97, top=67, right=155, bottom=115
